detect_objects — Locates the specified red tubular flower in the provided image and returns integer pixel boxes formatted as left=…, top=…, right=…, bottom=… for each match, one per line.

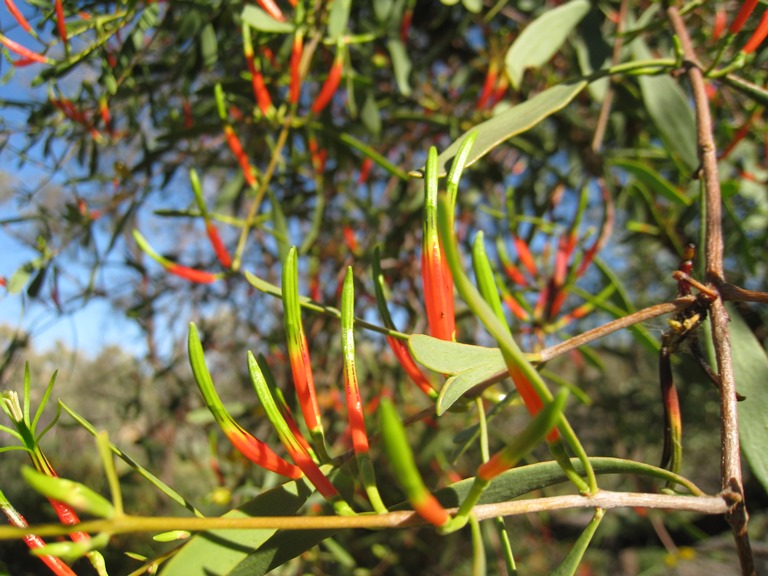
left=421, top=241, right=456, bottom=341
left=730, top=0, right=758, bottom=34
left=489, top=72, right=509, bottom=107
left=167, top=264, right=218, bottom=284
left=400, top=7, right=412, bottom=43
left=311, top=52, right=343, bottom=114
left=248, top=58, right=273, bottom=115
left=205, top=222, right=232, bottom=268
left=503, top=261, right=528, bottom=287
left=514, top=236, right=537, bottom=277
left=256, top=0, right=285, bottom=22
left=719, top=111, right=758, bottom=160
left=54, top=0, right=68, bottom=49
left=742, top=9, right=768, bottom=53
left=183, top=98, right=193, bottom=129
left=343, top=225, right=359, bottom=254
left=5, top=0, right=34, bottom=34
left=386, top=336, right=437, bottom=397
left=0, top=34, right=48, bottom=63
left=289, top=33, right=303, bottom=105
left=476, top=61, right=498, bottom=110
left=358, top=157, right=373, bottom=185
left=0, top=505, right=77, bottom=576
left=502, top=293, right=530, bottom=321
left=223, top=125, right=257, bottom=187
left=227, top=426, right=302, bottom=479
left=99, top=96, right=112, bottom=135
left=712, top=7, right=727, bottom=41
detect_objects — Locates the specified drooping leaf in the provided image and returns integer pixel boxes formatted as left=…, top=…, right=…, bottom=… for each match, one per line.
left=431, top=457, right=703, bottom=509
left=416, top=80, right=588, bottom=177
left=633, top=40, right=698, bottom=172
left=409, top=334, right=507, bottom=376
left=505, top=0, right=591, bottom=90
left=610, top=159, right=692, bottom=206
left=200, top=23, right=218, bottom=69
left=551, top=509, right=603, bottom=576
left=328, top=0, right=352, bottom=40
left=159, top=480, right=313, bottom=576
left=241, top=5, right=294, bottom=33
left=228, top=529, right=336, bottom=576
left=387, top=39, right=412, bottom=97
left=726, top=306, right=768, bottom=494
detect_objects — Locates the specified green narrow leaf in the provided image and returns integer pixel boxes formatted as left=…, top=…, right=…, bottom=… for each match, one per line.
left=726, top=306, right=768, bottom=494
left=633, top=40, right=698, bottom=172
left=432, top=457, right=703, bottom=509
left=610, top=159, right=692, bottom=206
left=199, top=23, right=218, bottom=69
left=59, top=401, right=205, bottom=518
left=158, top=481, right=313, bottom=576
left=21, top=466, right=115, bottom=519
left=361, top=92, right=381, bottom=137
left=328, top=0, right=351, bottom=40
left=551, top=509, right=603, bottom=576
left=505, top=0, right=591, bottom=90
left=387, top=39, right=412, bottom=97
left=228, top=528, right=337, bottom=576
left=268, top=190, right=290, bottom=265
left=241, top=5, right=294, bottom=33
left=417, top=80, right=588, bottom=177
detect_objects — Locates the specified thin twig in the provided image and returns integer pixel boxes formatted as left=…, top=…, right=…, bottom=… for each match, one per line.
left=665, top=6, right=755, bottom=575
left=0, top=491, right=728, bottom=539
left=591, top=0, right=628, bottom=153
left=539, top=298, right=693, bottom=363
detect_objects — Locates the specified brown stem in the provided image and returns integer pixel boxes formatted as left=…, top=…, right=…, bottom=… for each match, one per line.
left=665, top=6, right=754, bottom=575
left=539, top=298, right=693, bottom=363
left=0, top=491, right=728, bottom=539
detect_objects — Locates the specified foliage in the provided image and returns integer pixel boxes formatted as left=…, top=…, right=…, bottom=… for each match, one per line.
left=1, top=0, right=768, bottom=575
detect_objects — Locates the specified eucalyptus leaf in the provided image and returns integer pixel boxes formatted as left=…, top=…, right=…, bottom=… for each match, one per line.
left=505, top=0, right=591, bottom=90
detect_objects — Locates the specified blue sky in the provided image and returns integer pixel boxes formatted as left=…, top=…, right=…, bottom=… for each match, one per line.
left=0, top=5, right=146, bottom=357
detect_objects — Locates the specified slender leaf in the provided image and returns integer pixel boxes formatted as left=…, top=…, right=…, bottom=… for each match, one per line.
left=159, top=481, right=313, bottom=576
left=241, top=5, right=294, bottom=33
left=551, top=509, right=603, bottom=576
left=505, top=0, right=591, bottom=89
left=387, top=39, right=412, bottom=97
left=726, top=306, right=768, bottom=494
left=610, top=159, right=692, bottom=206
left=633, top=40, right=698, bottom=172
left=416, top=80, right=588, bottom=177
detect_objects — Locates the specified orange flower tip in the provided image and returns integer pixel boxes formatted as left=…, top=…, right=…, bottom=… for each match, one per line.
left=167, top=264, right=218, bottom=284
left=414, top=495, right=449, bottom=527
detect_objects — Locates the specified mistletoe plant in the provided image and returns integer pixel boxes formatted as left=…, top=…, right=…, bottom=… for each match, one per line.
left=1, top=1, right=768, bottom=575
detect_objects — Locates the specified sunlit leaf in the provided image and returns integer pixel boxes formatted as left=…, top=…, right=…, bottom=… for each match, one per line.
left=416, top=80, right=588, bottom=177
left=241, top=5, right=294, bottom=33
left=159, top=480, right=313, bottom=576
left=387, top=39, right=412, bottom=97
left=505, top=0, right=591, bottom=90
